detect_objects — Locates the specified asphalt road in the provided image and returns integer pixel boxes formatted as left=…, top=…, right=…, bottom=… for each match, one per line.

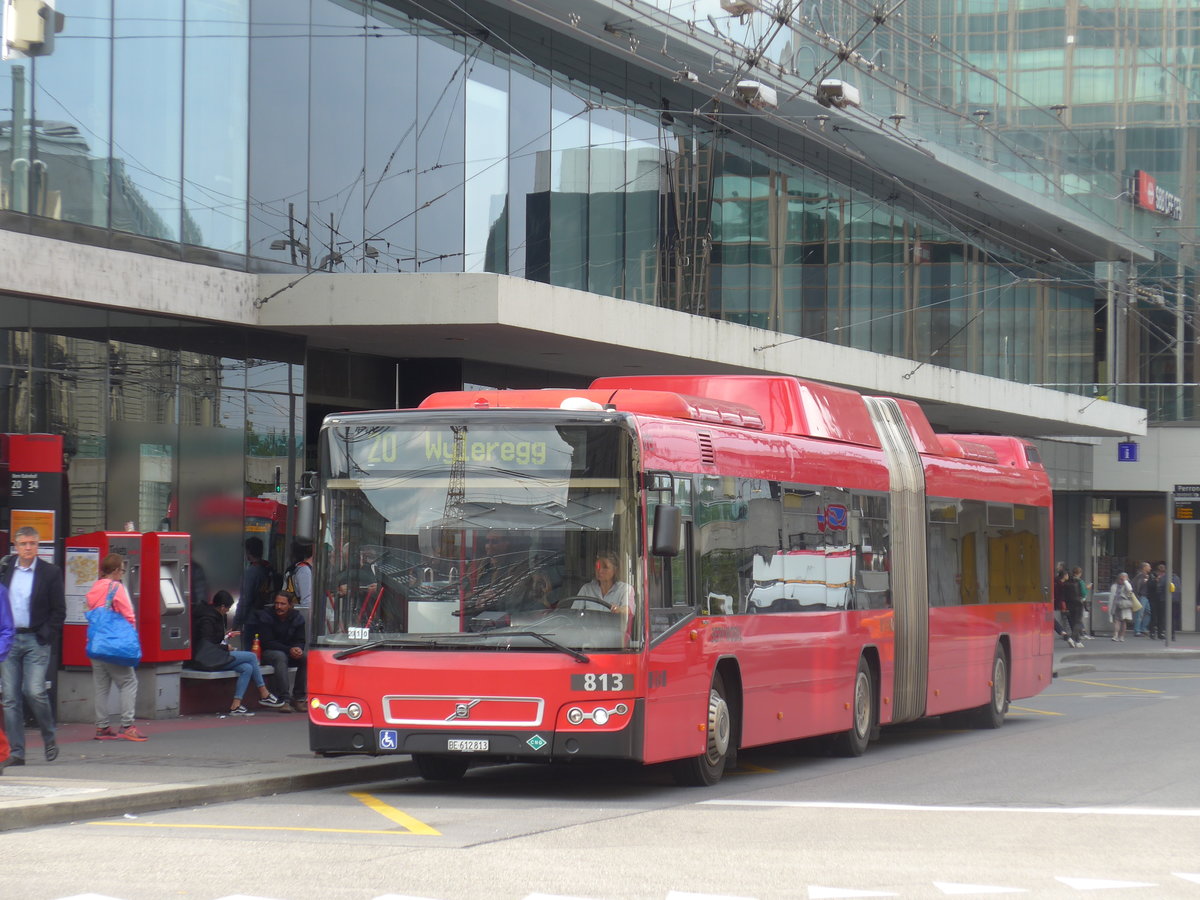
left=9, top=652, right=1200, bottom=900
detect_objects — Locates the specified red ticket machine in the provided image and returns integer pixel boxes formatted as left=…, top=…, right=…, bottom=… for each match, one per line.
left=63, top=531, right=192, bottom=666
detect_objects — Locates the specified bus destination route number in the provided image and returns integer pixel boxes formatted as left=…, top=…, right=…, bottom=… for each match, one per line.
left=571, top=673, right=626, bottom=692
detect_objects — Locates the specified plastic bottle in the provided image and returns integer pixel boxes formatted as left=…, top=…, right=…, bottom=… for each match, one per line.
left=251, top=633, right=261, bottom=661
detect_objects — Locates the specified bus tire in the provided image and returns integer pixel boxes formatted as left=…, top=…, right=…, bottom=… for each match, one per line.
left=832, top=657, right=874, bottom=757
left=971, top=646, right=1009, bottom=729
left=672, top=672, right=733, bottom=787
left=413, top=753, right=470, bottom=782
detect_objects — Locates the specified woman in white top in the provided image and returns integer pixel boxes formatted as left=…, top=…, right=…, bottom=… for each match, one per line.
left=1108, top=571, right=1136, bottom=642
left=577, top=552, right=633, bottom=615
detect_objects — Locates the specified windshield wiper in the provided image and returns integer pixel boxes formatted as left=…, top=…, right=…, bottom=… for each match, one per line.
left=333, top=638, right=449, bottom=659
left=332, top=631, right=590, bottom=663
left=485, top=630, right=590, bottom=663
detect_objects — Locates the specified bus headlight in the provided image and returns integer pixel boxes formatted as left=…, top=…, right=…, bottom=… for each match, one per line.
left=564, top=702, right=629, bottom=727
left=316, top=696, right=369, bottom=722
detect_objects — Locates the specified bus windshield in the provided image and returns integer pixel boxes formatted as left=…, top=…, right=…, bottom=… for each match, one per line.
left=314, top=417, right=640, bottom=652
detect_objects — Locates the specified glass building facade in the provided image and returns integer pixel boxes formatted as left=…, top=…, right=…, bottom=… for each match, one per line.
left=1, top=0, right=1104, bottom=396
left=0, top=292, right=303, bottom=598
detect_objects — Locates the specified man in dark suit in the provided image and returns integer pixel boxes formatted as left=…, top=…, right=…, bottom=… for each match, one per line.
left=0, top=526, right=66, bottom=768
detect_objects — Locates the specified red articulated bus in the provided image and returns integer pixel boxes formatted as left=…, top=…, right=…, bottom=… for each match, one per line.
left=307, top=374, right=1053, bottom=785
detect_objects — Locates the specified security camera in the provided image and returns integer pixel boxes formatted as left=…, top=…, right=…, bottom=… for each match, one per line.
left=815, top=79, right=861, bottom=109
left=735, top=80, right=778, bottom=110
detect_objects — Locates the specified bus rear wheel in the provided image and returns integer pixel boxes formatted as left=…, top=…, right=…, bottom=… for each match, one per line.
left=832, top=657, right=874, bottom=757
left=413, top=753, right=470, bottom=782
left=672, top=672, right=732, bottom=786
left=971, top=646, right=1009, bottom=729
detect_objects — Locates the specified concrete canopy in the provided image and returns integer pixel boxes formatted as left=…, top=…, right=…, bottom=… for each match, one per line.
left=256, top=271, right=1146, bottom=440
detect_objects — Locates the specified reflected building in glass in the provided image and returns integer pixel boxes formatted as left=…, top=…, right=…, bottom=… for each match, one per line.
left=0, top=0, right=1190, bottom=629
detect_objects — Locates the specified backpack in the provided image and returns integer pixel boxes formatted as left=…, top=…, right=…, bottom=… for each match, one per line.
left=282, top=560, right=310, bottom=595
left=253, top=559, right=280, bottom=609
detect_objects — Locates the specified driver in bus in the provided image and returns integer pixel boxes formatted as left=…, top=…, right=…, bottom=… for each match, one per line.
left=576, top=552, right=633, bottom=617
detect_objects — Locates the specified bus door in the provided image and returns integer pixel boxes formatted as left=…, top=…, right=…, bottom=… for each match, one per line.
left=642, top=479, right=710, bottom=764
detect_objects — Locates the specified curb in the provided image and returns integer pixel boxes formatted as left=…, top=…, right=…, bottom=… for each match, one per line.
left=0, top=757, right=416, bottom=834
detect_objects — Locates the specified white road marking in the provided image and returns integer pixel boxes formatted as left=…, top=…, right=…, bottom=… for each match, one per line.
left=934, top=883, right=1027, bottom=894
left=1175, top=873, right=1200, bottom=884
left=1055, top=877, right=1158, bottom=891
left=702, top=799, right=1200, bottom=817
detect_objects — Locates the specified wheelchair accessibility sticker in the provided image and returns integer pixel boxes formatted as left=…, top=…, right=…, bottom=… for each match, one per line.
left=379, top=729, right=398, bottom=750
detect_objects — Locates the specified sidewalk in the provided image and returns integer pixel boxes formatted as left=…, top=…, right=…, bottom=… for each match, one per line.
left=2, top=631, right=1198, bottom=834
left=0, top=709, right=415, bottom=833
left=1053, top=627, right=1200, bottom=676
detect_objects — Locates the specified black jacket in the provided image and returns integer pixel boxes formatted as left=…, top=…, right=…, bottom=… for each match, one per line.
left=247, top=607, right=306, bottom=655
left=1, top=557, right=66, bottom=646
left=189, top=602, right=235, bottom=671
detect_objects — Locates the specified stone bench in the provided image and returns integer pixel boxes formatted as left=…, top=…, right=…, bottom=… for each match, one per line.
left=180, top=665, right=281, bottom=715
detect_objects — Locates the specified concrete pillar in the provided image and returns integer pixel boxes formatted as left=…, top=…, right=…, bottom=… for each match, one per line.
left=56, top=663, right=182, bottom=723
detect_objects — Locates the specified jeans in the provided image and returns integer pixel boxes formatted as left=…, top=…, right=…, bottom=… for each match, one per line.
left=92, top=659, right=138, bottom=729
left=228, top=650, right=265, bottom=700
left=1134, top=598, right=1151, bottom=634
left=1, top=633, right=56, bottom=759
left=261, top=649, right=307, bottom=701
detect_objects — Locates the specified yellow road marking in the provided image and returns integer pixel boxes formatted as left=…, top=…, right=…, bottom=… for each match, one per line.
left=88, top=792, right=441, bottom=837
left=88, top=821, right=422, bottom=836
left=350, top=791, right=441, bottom=835
left=1063, top=678, right=1163, bottom=694
left=1008, top=705, right=1064, bottom=716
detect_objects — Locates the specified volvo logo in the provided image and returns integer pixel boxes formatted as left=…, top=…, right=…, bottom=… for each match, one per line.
left=447, top=699, right=481, bottom=721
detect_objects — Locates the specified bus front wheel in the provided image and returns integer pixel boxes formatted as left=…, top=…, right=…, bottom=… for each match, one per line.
left=832, top=657, right=875, bottom=757
left=672, top=672, right=732, bottom=786
left=413, top=753, right=470, bottom=782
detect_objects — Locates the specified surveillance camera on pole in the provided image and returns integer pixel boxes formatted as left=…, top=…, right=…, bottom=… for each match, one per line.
left=815, top=79, right=861, bottom=110
left=735, top=80, right=778, bottom=110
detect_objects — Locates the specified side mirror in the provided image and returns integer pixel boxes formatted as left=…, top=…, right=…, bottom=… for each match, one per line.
left=295, top=494, right=317, bottom=542
left=652, top=505, right=681, bottom=557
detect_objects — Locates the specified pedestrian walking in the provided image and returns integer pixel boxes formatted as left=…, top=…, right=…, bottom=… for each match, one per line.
left=0, top=526, right=66, bottom=767
left=1054, top=566, right=1080, bottom=648
left=86, top=553, right=146, bottom=741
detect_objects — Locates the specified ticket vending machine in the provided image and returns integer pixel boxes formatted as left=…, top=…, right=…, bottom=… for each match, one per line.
left=63, top=531, right=192, bottom=667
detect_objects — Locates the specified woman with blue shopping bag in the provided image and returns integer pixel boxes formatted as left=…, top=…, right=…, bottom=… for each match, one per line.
left=85, top=554, right=146, bottom=741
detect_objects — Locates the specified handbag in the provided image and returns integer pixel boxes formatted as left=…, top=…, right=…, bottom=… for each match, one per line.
left=1130, top=592, right=1142, bottom=613
left=192, top=639, right=235, bottom=671
left=86, top=581, right=142, bottom=667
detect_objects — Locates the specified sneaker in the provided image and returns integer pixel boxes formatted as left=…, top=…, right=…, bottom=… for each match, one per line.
left=229, top=705, right=255, bottom=716
left=118, top=725, right=148, bottom=742
left=94, top=726, right=118, bottom=740
left=44, top=742, right=58, bottom=762
left=259, top=693, right=285, bottom=709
